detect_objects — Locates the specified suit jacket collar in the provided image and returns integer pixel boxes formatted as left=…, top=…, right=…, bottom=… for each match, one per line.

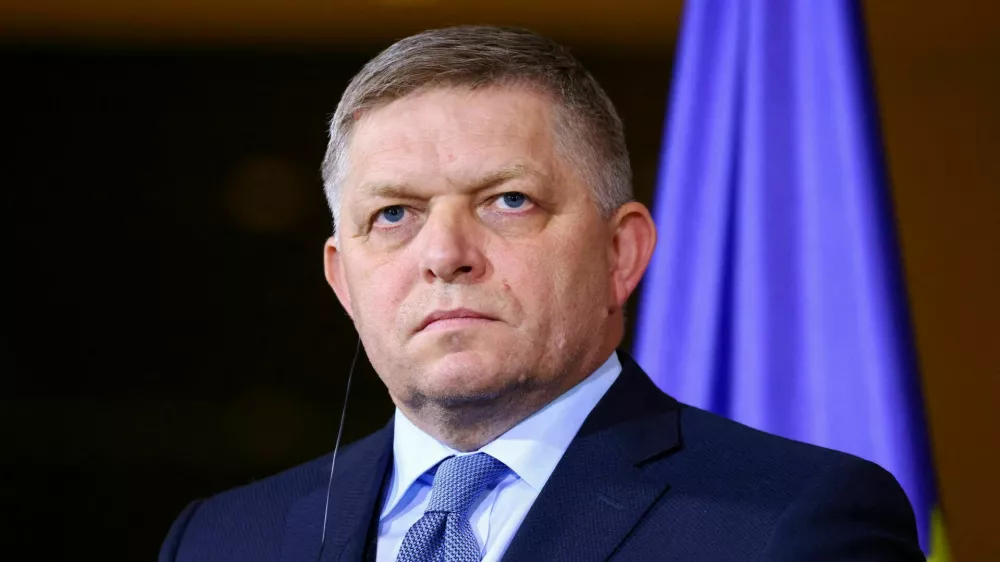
left=500, top=351, right=681, bottom=562
left=280, top=423, right=394, bottom=562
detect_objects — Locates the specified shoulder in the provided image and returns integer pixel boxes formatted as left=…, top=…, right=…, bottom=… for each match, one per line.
left=660, top=404, right=922, bottom=559
left=759, top=449, right=924, bottom=560
left=672, top=403, right=901, bottom=505
left=676, top=404, right=851, bottom=482
left=159, top=428, right=390, bottom=562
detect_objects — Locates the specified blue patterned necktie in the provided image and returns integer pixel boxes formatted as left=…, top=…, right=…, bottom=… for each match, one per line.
left=395, top=452, right=508, bottom=562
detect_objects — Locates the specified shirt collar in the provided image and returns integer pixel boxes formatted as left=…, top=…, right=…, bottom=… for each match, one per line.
left=381, top=351, right=622, bottom=519
left=381, top=410, right=457, bottom=520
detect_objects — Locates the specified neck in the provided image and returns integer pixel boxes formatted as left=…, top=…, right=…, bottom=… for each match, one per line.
left=395, top=340, right=619, bottom=451
left=403, top=385, right=556, bottom=451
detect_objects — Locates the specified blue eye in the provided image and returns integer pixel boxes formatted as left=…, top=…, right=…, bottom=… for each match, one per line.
left=500, top=192, right=527, bottom=209
left=380, top=206, right=406, bottom=223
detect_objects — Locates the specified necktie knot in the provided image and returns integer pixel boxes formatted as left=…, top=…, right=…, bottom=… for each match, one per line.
left=396, top=452, right=508, bottom=562
left=425, top=452, right=508, bottom=516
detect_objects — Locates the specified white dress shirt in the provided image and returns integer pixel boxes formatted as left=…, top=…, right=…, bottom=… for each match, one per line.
left=376, top=352, right=622, bottom=562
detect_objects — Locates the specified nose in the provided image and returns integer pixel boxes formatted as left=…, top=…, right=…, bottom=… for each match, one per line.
left=417, top=205, right=487, bottom=284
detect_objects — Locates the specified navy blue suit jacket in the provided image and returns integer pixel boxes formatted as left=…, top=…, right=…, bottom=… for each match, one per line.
left=160, top=353, right=923, bottom=561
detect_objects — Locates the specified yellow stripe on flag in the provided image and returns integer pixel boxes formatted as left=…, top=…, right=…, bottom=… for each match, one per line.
left=927, top=507, right=951, bottom=562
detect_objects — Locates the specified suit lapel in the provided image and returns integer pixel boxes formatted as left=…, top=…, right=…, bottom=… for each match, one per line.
left=280, top=425, right=393, bottom=562
left=501, top=353, right=681, bottom=562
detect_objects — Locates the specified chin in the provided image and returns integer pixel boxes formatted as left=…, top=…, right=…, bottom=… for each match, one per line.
left=414, top=328, right=505, bottom=370
left=418, top=349, right=517, bottom=403
left=425, top=347, right=495, bottom=380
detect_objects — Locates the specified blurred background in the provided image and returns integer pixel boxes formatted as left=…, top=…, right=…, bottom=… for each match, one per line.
left=5, top=1, right=998, bottom=560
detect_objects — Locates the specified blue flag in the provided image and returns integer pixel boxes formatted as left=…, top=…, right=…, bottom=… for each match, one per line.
left=633, top=0, right=943, bottom=555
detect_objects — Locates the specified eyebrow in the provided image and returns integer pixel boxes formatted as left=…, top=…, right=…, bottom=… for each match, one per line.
left=475, top=164, right=536, bottom=189
left=356, top=164, right=539, bottom=199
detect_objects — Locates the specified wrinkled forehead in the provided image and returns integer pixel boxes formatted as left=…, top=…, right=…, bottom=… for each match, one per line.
left=342, top=86, right=562, bottom=193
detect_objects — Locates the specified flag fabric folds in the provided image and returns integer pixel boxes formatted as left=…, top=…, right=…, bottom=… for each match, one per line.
left=633, top=0, right=943, bottom=556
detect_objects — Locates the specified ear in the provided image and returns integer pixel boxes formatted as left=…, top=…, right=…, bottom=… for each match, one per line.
left=608, top=201, right=657, bottom=311
left=324, top=236, right=354, bottom=319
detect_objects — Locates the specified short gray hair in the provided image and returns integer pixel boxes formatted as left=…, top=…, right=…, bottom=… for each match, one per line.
left=321, top=25, right=633, bottom=233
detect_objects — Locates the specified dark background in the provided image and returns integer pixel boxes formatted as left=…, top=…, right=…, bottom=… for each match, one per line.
left=5, top=1, right=999, bottom=560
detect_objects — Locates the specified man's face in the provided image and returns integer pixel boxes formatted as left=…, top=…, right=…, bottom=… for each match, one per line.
left=326, top=87, right=619, bottom=411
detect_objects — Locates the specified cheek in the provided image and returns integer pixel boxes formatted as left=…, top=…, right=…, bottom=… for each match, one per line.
left=496, top=244, right=554, bottom=304
left=496, top=236, right=601, bottom=324
left=347, top=259, right=411, bottom=334
left=550, top=233, right=613, bottom=316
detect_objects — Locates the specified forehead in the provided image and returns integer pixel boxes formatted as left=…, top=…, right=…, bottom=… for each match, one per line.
left=343, top=87, right=559, bottom=191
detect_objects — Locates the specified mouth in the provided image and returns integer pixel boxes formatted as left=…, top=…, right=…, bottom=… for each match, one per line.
left=417, top=308, right=498, bottom=333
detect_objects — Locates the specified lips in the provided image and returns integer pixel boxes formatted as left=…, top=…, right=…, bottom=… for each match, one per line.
left=417, top=308, right=497, bottom=332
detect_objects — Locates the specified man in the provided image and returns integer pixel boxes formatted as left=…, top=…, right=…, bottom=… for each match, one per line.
left=160, top=26, right=923, bottom=561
